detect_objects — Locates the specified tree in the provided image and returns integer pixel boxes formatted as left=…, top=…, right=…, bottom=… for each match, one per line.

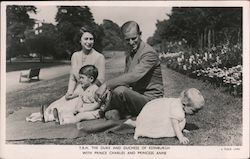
left=25, top=23, right=58, bottom=62
left=55, top=6, right=103, bottom=58
left=150, top=7, right=242, bottom=51
left=6, top=5, right=37, bottom=62
left=100, top=19, right=125, bottom=50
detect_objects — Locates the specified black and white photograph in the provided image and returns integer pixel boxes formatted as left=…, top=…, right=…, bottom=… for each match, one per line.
left=1, top=1, right=249, bottom=159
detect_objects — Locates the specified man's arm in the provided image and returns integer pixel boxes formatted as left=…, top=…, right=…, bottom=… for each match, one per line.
left=106, top=51, right=158, bottom=89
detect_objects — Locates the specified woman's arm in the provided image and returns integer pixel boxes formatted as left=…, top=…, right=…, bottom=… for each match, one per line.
left=66, top=53, right=78, bottom=98
left=65, top=93, right=79, bottom=100
left=171, top=118, right=189, bottom=144
left=95, top=55, right=105, bottom=85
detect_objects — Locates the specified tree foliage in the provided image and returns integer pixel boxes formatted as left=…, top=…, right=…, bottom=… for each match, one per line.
left=55, top=6, right=103, bottom=58
left=101, top=19, right=126, bottom=50
left=25, top=23, right=58, bottom=62
left=6, top=5, right=37, bottom=61
left=6, top=5, right=129, bottom=61
left=149, top=7, right=242, bottom=51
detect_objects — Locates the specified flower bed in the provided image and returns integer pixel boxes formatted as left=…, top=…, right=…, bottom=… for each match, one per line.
left=160, top=43, right=242, bottom=96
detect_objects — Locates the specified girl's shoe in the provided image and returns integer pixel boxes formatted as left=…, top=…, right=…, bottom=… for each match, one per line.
left=53, top=108, right=60, bottom=124
left=40, top=105, right=46, bottom=123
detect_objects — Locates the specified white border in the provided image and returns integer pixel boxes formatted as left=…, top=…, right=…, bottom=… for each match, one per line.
left=1, top=1, right=249, bottom=159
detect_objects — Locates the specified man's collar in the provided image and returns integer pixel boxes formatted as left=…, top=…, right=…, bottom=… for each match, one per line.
left=130, top=41, right=145, bottom=57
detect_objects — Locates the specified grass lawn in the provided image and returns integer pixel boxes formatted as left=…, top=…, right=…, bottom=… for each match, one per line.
left=6, top=55, right=242, bottom=145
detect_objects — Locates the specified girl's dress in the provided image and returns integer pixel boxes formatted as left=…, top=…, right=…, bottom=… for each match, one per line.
left=134, top=98, right=186, bottom=139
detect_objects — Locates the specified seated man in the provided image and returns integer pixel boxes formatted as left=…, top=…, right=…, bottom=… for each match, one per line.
left=95, top=21, right=164, bottom=119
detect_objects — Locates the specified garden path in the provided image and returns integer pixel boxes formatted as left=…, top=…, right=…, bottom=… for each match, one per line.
left=5, top=51, right=126, bottom=93
left=5, top=65, right=71, bottom=93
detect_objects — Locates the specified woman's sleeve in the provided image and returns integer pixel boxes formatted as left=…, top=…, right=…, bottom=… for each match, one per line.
left=67, top=53, right=77, bottom=94
left=95, top=55, right=105, bottom=84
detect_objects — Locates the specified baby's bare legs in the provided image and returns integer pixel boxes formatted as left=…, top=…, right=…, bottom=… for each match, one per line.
left=61, top=111, right=99, bottom=125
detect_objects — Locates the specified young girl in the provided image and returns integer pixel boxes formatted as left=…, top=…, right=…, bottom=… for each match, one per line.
left=125, top=88, right=205, bottom=144
left=51, top=65, right=102, bottom=125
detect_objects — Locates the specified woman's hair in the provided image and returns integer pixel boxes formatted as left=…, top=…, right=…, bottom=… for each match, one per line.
left=79, top=65, right=98, bottom=83
left=180, top=88, right=205, bottom=109
left=73, top=26, right=95, bottom=50
left=79, top=26, right=96, bottom=39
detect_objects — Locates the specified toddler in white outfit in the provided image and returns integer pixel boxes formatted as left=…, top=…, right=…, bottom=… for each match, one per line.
left=125, top=88, right=205, bottom=144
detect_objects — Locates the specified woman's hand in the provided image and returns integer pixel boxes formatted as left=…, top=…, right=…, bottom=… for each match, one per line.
left=65, top=93, right=77, bottom=101
left=179, top=136, right=189, bottom=144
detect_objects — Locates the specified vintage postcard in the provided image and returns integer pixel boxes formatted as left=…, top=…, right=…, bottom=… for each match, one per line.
left=1, top=1, right=249, bottom=159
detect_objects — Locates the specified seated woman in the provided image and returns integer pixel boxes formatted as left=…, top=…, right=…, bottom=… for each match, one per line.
left=26, top=26, right=105, bottom=123
left=125, top=88, right=205, bottom=144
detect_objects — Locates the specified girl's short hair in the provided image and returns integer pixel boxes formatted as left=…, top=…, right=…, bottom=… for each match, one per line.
left=79, top=65, right=98, bottom=83
left=180, top=88, right=205, bottom=109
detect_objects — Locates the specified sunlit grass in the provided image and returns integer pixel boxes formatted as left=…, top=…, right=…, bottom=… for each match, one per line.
left=6, top=53, right=242, bottom=145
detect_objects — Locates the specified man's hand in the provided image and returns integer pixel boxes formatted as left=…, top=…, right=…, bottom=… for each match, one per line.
left=94, top=83, right=108, bottom=103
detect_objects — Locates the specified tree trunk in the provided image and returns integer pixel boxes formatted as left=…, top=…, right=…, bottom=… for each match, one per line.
left=208, top=29, right=211, bottom=49
left=200, top=33, right=203, bottom=49
left=162, top=43, right=164, bottom=53
left=39, top=53, right=43, bottom=63
left=198, top=30, right=201, bottom=49
left=212, top=29, right=215, bottom=47
left=204, top=28, right=207, bottom=48
left=238, top=28, right=241, bottom=43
